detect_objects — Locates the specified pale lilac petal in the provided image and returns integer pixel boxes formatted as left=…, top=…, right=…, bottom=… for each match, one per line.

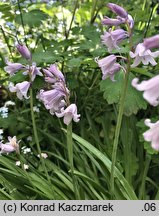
left=102, top=17, right=124, bottom=26
left=101, top=29, right=128, bottom=52
left=0, top=136, right=19, bottom=154
left=43, top=64, right=65, bottom=84
left=132, top=75, right=159, bottom=106
left=16, top=81, right=30, bottom=100
left=8, top=82, right=17, bottom=92
left=4, top=61, right=24, bottom=76
left=130, top=43, right=159, bottom=67
left=147, top=56, right=157, bottom=66
left=96, top=56, right=121, bottom=80
left=127, top=14, right=134, bottom=28
left=55, top=104, right=80, bottom=125
left=129, top=51, right=136, bottom=58
left=131, top=56, right=142, bottom=67
left=150, top=50, right=159, bottom=58
left=9, top=81, right=30, bottom=100
left=143, top=119, right=159, bottom=151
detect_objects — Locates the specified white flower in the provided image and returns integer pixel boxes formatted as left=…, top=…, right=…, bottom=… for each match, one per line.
left=38, top=153, right=48, bottom=159
left=1, top=113, right=8, bottom=118
left=0, top=107, right=8, bottom=113
left=16, top=161, right=21, bottom=166
left=0, top=129, right=3, bottom=134
left=0, top=107, right=8, bottom=118
left=132, top=75, right=159, bottom=106
left=33, top=106, right=40, bottom=113
left=130, top=43, right=159, bottom=67
left=24, top=164, right=29, bottom=170
left=143, top=119, right=159, bottom=151
left=26, top=136, right=32, bottom=141
left=22, top=147, right=31, bottom=154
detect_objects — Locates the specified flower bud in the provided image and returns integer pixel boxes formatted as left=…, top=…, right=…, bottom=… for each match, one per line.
left=107, top=3, right=128, bottom=18
left=143, top=35, right=159, bottom=50
left=16, top=44, right=32, bottom=60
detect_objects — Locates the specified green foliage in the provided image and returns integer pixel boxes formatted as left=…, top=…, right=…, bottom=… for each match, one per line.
left=0, top=0, right=159, bottom=201
left=100, top=72, right=147, bottom=116
left=15, top=9, right=48, bottom=27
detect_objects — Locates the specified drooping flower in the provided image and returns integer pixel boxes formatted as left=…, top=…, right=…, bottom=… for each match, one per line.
left=143, top=119, right=159, bottom=151
left=56, top=104, right=80, bottom=125
left=38, top=82, right=68, bottom=114
left=107, top=3, right=128, bottom=19
left=102, top=3, right=134, bottom=30
left=96, top=55, right=121, bottom=81
left=16, top=44, right=32, bottom=60
left=9, top=81, right=30, bottom=100
left=4, top=60, right=24, bottom=76
left=131, top=75, right=159, bottom=106
left=101, top=29, right=128, bottom=52
left=38, top=63, right=80, bottom=125
left=130, top=43, right=159, bottom=67
left=0, top=136, right=20, bottom=154
left=143, top=35, right=159, bottom=50
left=43, top=64, right=65, bottom=84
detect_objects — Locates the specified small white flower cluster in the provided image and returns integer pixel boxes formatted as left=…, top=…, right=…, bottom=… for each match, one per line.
left=0, top=101, right=15, bottom=119
left=21, top=146, right=32, bottom=154
left=37, top=153, right=48, bottom=159
left=26, top=136, right=32, bottom=142
left=33, top=106, right=40, bottom=113
left=16, top=161, right=29, bottom=170
left=0, top=107, right=8, bottom=118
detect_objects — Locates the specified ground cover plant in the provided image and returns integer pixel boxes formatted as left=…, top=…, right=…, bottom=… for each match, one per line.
left=0, top=0, right=159, bottom=200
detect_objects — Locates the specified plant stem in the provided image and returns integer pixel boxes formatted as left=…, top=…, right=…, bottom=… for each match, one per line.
left=17, top=0, right=27, bottom=45
left=90, top=0, right=98, bottom=24
left=66, top=0, right=79, bottom=39
left=67, top=123, right=79, bottom=199
left=0, top=26, right=13, bottom=59
left=110, top=25, right=133, bottom=198
left=139, top=154, right=151, bottom=199
left=29, top=88, right=51, bottom=184
left=61, top=0, right=78, bottom=73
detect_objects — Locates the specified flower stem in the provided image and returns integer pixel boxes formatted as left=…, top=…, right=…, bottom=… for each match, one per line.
left=139, top=154, right=151, bottom=199
left=29, top=88, right=51, bottom=184
left=110, top=25, right=133, bottom=198
left=67, top=123, right=79, bottom=199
